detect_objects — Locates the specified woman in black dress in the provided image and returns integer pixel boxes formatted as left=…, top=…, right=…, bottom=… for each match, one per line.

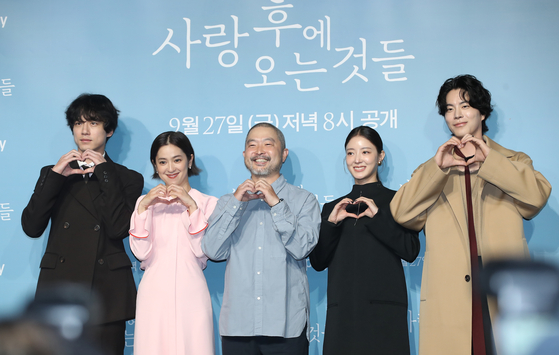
left=310, top=126, right=420, bottom=355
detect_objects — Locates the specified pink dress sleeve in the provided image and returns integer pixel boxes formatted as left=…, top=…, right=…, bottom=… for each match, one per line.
left=129, top=195, right=154, bottom=262
left=182, top=192, right=218, bottom=269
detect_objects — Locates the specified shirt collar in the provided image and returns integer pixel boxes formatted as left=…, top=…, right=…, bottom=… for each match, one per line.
left=270, top=174, right=287, bottom=194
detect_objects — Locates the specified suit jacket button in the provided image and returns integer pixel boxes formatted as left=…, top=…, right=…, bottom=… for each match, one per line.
left=103, top=171, right=108, bottom=175
left=63, top=222, right=70, bottom=229
left=93, top=225, right=100, bottom=231
left=59, top=257, right=65, bottom=263
left=98, top=259, right=104, bottom=265
left=104, top=179, right=109, bottom=183
left=465, top=275, right=471, bottom=282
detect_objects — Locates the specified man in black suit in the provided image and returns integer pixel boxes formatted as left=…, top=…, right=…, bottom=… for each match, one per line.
left=21, top=94, right=143, bottom=355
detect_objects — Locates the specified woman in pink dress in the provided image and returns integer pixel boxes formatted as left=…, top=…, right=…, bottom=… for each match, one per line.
left=129, top=131, right=217, bottom=355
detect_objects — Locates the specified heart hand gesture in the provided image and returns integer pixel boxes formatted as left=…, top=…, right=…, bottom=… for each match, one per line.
left=435, top=135, right=490, bottom=169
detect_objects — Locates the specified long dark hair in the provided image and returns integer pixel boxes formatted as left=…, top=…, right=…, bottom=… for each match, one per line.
left=344, top=126, right=384, bottom=182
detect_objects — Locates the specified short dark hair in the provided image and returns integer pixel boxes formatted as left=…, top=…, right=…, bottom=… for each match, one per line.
left=344, top=125, right=384, bottom=181
left=150, top=131, right=201, bottom=179
left=246, top=122, right=286, bottom=151
left=65, top=94, right=119, bottom=138
left=436, top=74, right=493, bottom=134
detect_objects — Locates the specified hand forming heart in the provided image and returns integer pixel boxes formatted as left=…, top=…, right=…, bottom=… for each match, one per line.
left=138, top=183, right=197, bottom=214
left=345, top=201, right=366, bottom=214
left=459, top=134, right=490, bottom=165
left=234, top=179, right=281, bottom=206
left=328, top=196, right=379, bottom=224
left=435, top=134, right=490, bottom=170
left=352, top=196, right=379, bottom=219
left=244, top=190, right=263, bottom=200
left=52, top=149, right=94, bottom=176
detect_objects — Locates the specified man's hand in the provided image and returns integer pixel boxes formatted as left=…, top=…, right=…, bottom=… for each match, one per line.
left=434, top=137, right=468, bottom=169
left=233, top=180, right=264, bottom=202
left=52, top=150, right=94, bottom=176
left=254, top=179, right=280, bottom=207
left=81, top=149, right=107, bottom=166
left=435, top=135, right=491, bottom=170
left=461, top=134, right=490, bottom=165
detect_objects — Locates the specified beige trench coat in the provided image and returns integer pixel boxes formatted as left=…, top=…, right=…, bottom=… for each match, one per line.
left=390, top=136, right=551, bottom=355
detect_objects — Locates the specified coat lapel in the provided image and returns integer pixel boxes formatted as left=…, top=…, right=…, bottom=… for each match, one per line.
left=441, top=135, right=511, bottom=256
left=472, top=136, right=513, bottom=253
left=86, top=174, right=102, bottom=203
left=484, top=135, right=516, bottom=158
left=66, top=158, right=103, bottom=220
left=67, top=174, right=99, bottom=219
left=442, top=169, right=470, bottom=248
left=86, top=153, right=117, bottom=204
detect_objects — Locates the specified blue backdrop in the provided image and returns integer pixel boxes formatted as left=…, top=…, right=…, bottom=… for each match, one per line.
left=1, top=1, right=558, bottom=354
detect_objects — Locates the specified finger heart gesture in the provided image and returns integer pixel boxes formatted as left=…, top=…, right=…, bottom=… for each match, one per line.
left=328, top=196, right=378, bottom=224
left=459, top=135, right=490, bottom=165
left=352, top=196, right=378, bottom=219
left=52, top=150, right=96, bottom=176
left=165, top=185, right=197, bottom=211
left=139, top=184, right=197, bottom=214
left=435, top=135, right=490, bottom=169
left=234, top=180, right=263, bottom=202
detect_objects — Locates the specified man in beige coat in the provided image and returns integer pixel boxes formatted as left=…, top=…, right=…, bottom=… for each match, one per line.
left=390, top=75, right=551, bottom=355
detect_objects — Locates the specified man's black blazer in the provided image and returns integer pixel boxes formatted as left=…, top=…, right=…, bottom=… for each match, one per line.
left=22, top=154, right=143, bottom=324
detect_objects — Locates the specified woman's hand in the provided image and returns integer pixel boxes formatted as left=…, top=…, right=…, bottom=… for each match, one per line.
left=167, top=184, right=198, bottom=213
left=353, top=196, right=379, bottom=219
left=137, top=184, right=167, bottom=214
left=328, top=198, right=358, bottom=224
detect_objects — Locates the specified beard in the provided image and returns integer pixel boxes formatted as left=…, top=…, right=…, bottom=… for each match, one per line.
left=245, top=154, right=281, bottom=177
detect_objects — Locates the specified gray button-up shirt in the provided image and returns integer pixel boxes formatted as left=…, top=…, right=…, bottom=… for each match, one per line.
left=202, top=175, right=320, bottom=338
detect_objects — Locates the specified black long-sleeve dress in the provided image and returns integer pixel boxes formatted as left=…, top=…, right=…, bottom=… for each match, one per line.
left=310, top=182, right=420, bottom=355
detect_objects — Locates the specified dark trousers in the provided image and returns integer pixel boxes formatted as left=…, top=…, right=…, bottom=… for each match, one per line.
left=222, top=325, right=308, bottom=355
left=92, top=320, right=126, bottom=355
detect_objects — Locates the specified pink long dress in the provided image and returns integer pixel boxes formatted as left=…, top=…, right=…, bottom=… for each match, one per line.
left=129, top=189, right=217, bottom=355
